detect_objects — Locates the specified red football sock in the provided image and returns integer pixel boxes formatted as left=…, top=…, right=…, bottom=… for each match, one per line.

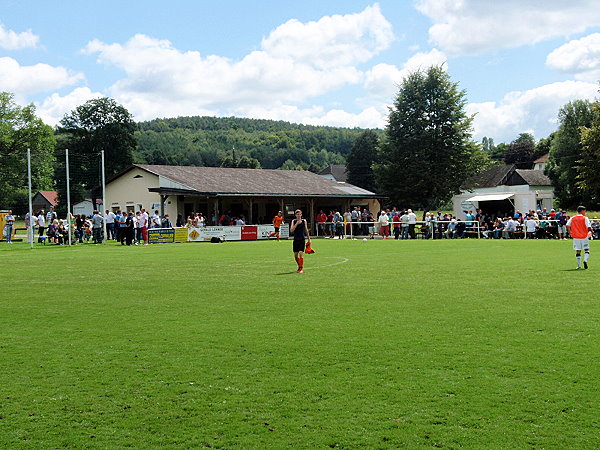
left=294, top=256, right=300, bottom=266
left=299, top=257, right=304, bottom=269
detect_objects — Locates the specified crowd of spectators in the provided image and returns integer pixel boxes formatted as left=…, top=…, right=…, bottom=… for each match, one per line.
left=313, top=207, right=600, bottom=240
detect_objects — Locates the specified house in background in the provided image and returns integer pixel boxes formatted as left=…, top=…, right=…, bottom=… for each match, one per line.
left=73, top=199, right=103, bottom=217
left=453, top=165, right=554, bottom=219
left=533, top=153, right=549, bottom=171
left=105, top=164, right=381, bottom=225
left=318, top=164, right=347, bottom=182
left=32, top=191, right=58, bottom=213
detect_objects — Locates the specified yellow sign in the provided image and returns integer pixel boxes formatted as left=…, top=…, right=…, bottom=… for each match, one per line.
left=189, top=229, right=199, bottom=241
left=0, top=212, right=6, bottom=239
left=174, top=227, right=188, bottom=243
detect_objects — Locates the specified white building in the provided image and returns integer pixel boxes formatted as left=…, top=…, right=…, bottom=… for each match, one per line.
left=453, top=165, right=553, bottom=218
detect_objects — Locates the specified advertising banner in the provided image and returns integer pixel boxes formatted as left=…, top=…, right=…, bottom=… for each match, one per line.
left=241, top=226, right=258, bottom=240
left=148, top=228, right=175, bottom=244
left=174, top=227, right=188, bottom=243
left=187, top=226, right=242, bottom=242
left=256, top=224, right=290, bottom=240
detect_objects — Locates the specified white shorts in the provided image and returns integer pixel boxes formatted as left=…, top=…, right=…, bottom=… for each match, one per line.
left=573, top=238, right=590, bottom=251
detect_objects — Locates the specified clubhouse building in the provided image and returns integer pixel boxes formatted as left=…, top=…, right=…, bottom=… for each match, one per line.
left=105, top=164, right=381, bottom=224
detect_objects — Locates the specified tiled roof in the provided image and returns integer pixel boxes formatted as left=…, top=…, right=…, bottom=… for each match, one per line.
left=534, top=153, right=549, bottom=164
left=134, top=165, right=378, bottom=197
left=318, top=164, right=348, bottom=182
left=515, top=169, right=552, bottom=186
left=38, top=191, right=59, bottom=206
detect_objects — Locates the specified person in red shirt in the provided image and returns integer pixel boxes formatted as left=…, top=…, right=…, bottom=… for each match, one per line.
left=316, top=210, right=327, bottom=237
left=566, top=205, right=593, bottom=269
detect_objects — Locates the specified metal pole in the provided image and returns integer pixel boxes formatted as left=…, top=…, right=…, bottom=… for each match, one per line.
left=66, top=149, right=72, bottom=246
left=101, top=150, right=107, bottom=244
left=27, top=148, right=34, bottom=249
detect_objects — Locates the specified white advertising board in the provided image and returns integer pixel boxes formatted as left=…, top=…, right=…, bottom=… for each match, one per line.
left=187, top=226, right=242, bottom=241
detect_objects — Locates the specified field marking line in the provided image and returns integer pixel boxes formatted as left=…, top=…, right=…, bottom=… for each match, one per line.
left=304, top=256, right=350, bottom=270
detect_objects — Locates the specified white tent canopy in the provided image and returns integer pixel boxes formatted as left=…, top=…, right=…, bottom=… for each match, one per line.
left=466, top=193, right=514, bottom=202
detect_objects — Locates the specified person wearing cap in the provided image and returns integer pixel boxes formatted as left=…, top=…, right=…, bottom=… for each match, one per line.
left=566, top=206, right=592, bottom=269
left=290, top=209, right=311, bottom=273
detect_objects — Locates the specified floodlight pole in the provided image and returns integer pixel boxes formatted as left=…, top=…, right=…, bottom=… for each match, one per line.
left=66, top=148, right=72, bottom=246
left=101, top=150, right=107, bottom=244
left=27, top=148, right=34, bottom=249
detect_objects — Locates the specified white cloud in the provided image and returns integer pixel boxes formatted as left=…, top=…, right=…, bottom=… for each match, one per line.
left=261, top=3, right=394, bottom=69
left=546, top=33, right=600, bottom=82
left=467, top=81, right=599, bottom=142
left=81, top=5, right=393, bottom=122
left=364, top=48, right=447, bottom=98
left=0, top=57, right=83, bottom=97
left=0, top=23, right=39, bottom=50
left=36, top=87, right=103, bottom=126
left=415, top=0, right=600, bottom=56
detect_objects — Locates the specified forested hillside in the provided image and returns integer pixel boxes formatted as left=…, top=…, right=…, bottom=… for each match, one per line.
left=134, top=116, right=379, bottom=171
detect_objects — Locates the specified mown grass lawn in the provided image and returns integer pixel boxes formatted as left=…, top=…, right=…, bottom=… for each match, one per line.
left=0, top=238, right=598, bottom=448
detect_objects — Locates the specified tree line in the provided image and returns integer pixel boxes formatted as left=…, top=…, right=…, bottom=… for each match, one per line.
left=1, top=67, right=599, bottom=215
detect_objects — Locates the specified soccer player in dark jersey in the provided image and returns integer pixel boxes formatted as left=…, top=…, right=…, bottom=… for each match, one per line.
left=290, top=209, right=311, bottom=273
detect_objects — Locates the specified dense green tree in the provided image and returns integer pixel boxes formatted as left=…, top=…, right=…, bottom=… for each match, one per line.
left=535, top=132, right=555, bottom=159
left=504, top=133, right=536, bottom=169
left=346, top=130, right=379, bottom=192
left=55, top=97, right=136, bottom=210
left=546, top=100, right=595, bottom=208
left=375, top=66, right=477, bottom=209
left=0, top=92, right=55, bottom=213
left=577, top=101, right=600, bottom=207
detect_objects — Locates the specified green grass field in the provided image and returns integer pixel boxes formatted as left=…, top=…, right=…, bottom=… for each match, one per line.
left=1, top=238, right=598, bottom=448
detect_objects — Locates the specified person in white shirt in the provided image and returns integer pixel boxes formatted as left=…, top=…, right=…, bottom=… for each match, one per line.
left=105, top=210, right=116, bottom=240
left=139, top=208, right=149, bottom=245
left=378, top=211, right=390, bottom=239
left=400, top=210, right=410, bottom=239
left=525, top=215, right=538, bottom=239
left=407, top=209, right=417, bottom=239
left=151, top=210, right=161, bottom=228
left=37, top=211, right=46, bottom=242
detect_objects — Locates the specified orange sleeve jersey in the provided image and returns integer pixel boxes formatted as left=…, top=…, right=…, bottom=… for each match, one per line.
left=568, top=215, right=591, bottom=239
left=273, top=216, right=284, bottom=228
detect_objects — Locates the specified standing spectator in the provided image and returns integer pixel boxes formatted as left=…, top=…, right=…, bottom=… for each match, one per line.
left=105, top=209, right=116, bottom=240
left=126, top=212, right=135, bottom=246
left=37, top=211, right=46, bottom=243
left=378, top=210, right=390, bottom=239
left=92, top=210, right=104, bottom=244
left=46, top=207, right=56, bottom=225
left=557, top=210, right=568, bottom=240
left=407, top=209, right=417, bottom=239
left=139, top=208, right=149, bottom=245
left=4, top=210, right=15, bottom=243
left=176, top=214, right=184, bottom=227
left=135, top=211, right=142, bottom=244
left=504, top=217, right=517, bottom=239
left=392, top=212, right=401, bottom=239
left=75, top=214, right=85, bottom=243
left=343, top=209, right=352, bottom=236
left=151, top=210, right=161, bottom=228
left=400, top=210, right=410, bottom=239
left=351, top=207, right=360, bottom=235
left=118, top=211, right=128, bottom=245
left=327, top=211, right=335, bottom=236
left=316, top=210, right=327, bottom=236
left=525, top=215, right=539, bottom=239
left=333, top=211, right=344, bottom=238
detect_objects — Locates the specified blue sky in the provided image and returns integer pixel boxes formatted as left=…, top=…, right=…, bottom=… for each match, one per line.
left=1, top=0, right=599, bottom=143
